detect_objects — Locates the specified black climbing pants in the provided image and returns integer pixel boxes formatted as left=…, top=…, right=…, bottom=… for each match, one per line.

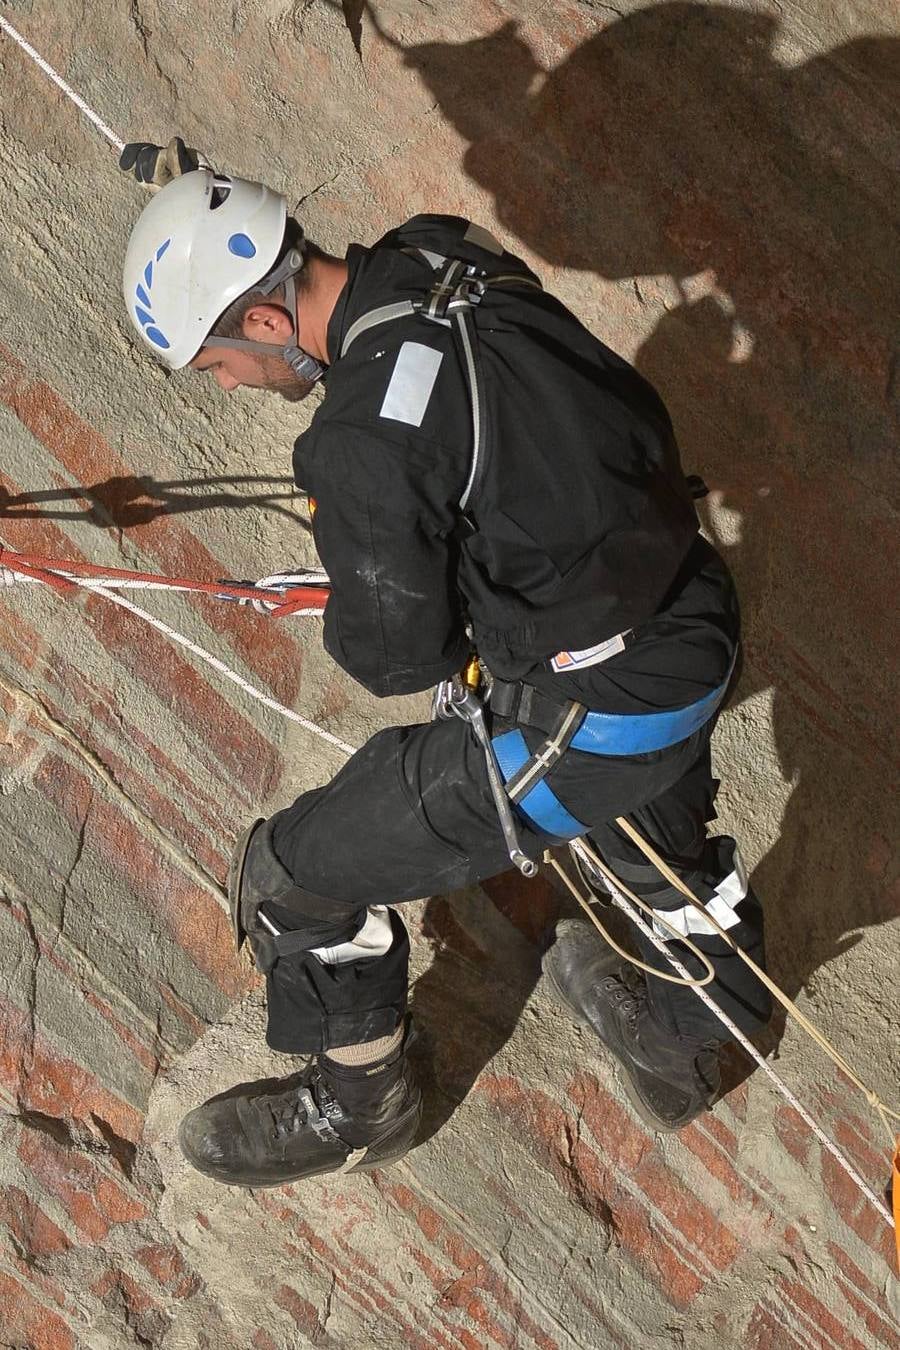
left=261, top=713, right=770, bottom=1053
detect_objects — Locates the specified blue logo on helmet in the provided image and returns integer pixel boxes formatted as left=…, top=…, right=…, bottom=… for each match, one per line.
left=134, top=239, right=173, bottom=350
left=227, top=233, right=256, bottom=259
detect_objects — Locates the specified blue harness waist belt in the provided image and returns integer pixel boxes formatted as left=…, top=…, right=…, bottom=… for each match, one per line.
left=491, top=675, right=730, bottom=842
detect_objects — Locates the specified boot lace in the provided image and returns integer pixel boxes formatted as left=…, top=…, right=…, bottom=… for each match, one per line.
left=598, top=973, right=641, bottom=1031
left=262, top=1069, right=340, bottom=1142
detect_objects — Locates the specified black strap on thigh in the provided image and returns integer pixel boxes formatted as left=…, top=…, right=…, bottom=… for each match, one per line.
left=502, top=700, right=587, bottom=804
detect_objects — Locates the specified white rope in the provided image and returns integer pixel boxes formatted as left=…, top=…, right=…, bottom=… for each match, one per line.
left=0, top=570, right=221, bottom=595
left=612, top=816, right=900, bottom=1145
left=0, top=15, right=124, bottom=152
left=0, top=547, right=355, bottom=757
left=573, top=845, right=894, bottom=1227
left=248, top=570, right=330, bottom=615
left=548, top=846, right=718, bottom=987
left=85, top=584, right=356, bottom=756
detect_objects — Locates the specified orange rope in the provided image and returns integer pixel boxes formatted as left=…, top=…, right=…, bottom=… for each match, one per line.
left=0, top=548, right=329, bottom=614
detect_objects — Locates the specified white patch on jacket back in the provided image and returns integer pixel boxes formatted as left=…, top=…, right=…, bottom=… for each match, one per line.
left=380, top=342, right=443, bottom=427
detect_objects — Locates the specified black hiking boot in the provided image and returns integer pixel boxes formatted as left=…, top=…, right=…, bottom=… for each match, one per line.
left=542, top=918, right=721, bottom=1131
left=178, top=1024, right=421, bottom=1187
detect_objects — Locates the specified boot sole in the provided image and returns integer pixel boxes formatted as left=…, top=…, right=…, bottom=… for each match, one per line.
left=542, top=943, right=712, bottom=1134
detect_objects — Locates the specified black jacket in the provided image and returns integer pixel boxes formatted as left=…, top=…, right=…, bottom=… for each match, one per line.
left=294, top=215, right=738, bottom=711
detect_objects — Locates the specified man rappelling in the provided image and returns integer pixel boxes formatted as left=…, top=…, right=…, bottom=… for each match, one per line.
left=120, top=138, right=771, bottom=1188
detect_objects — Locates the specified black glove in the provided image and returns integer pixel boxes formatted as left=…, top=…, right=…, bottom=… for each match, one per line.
left=118, top=135, right=209, bottom=189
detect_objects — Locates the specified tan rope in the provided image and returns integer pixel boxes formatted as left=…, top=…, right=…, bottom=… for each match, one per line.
left=544, top=850, right=716, bottom=987
left=565, top=844, right=896, bottom=1231
left=603, top=816, right=900, bottom=1145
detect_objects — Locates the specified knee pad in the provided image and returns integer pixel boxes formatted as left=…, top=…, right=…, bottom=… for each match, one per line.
left=228, top=817, right=360, bottom=972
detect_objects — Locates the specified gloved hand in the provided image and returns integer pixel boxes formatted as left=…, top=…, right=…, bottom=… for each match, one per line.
left=118, top=135, right=209, bottom=190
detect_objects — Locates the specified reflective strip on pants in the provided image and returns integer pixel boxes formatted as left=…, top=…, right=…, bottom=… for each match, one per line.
left=652, top=850, right=749, bottom=939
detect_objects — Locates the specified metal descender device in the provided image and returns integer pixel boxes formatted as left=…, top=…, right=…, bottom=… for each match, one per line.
left=433, top=670, right=538, bottom=878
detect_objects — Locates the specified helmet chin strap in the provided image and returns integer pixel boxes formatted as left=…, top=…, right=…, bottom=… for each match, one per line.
left=200, top=246, right=326, bottom=384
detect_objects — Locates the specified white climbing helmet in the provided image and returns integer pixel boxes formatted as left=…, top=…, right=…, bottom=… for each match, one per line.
left=122, top=170, right=289, bottom=369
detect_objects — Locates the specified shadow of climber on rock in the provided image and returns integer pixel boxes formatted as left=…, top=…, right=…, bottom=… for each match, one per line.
left=411, top=874, right=569, bottom=1144
left=383, top=6, right=899, bottom=1033
left=0, top=474, right=305, bottom=529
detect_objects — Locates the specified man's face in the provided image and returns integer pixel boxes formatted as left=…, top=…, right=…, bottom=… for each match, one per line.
left=190, top=346, right=315, bottom=403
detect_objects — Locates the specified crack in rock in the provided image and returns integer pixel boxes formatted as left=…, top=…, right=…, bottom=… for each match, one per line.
left=341, top=0, right=365, bottom=59
left=59, top=801, right=90, bottom=939
left=129, top=0, right=151, bottom=56
left=0, top=671, right=229, bottom=912
left=15, top=897, right=40, bottom=1080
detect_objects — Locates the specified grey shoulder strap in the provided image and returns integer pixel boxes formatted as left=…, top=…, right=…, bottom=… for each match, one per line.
left=338, top=241, right=541, bottom=515
left=341, top=300, right=417, bottom=359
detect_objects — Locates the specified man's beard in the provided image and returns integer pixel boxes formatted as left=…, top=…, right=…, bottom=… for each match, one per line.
left=256, top=354, right=317, bottom=403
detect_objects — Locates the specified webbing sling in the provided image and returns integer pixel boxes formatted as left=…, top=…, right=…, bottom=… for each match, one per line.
left=569, top=675, right=729, bottom=755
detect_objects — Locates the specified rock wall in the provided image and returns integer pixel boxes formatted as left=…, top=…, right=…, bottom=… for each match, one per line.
left=0, top=2, right=897, bottom=1346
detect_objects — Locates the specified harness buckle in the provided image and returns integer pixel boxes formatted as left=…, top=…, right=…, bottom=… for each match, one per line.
left=420, top=260, right=485, bottom=322
left=454, top=276, right=486, bottom=306
left=297, top=1087, right=340, bottom=1141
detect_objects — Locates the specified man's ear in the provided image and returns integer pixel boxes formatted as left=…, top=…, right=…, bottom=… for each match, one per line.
left=242, top=303, right=294, bottom=342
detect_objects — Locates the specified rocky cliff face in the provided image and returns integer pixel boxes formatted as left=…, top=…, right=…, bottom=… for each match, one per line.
left=0, top=2, right=897, bottom=1346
